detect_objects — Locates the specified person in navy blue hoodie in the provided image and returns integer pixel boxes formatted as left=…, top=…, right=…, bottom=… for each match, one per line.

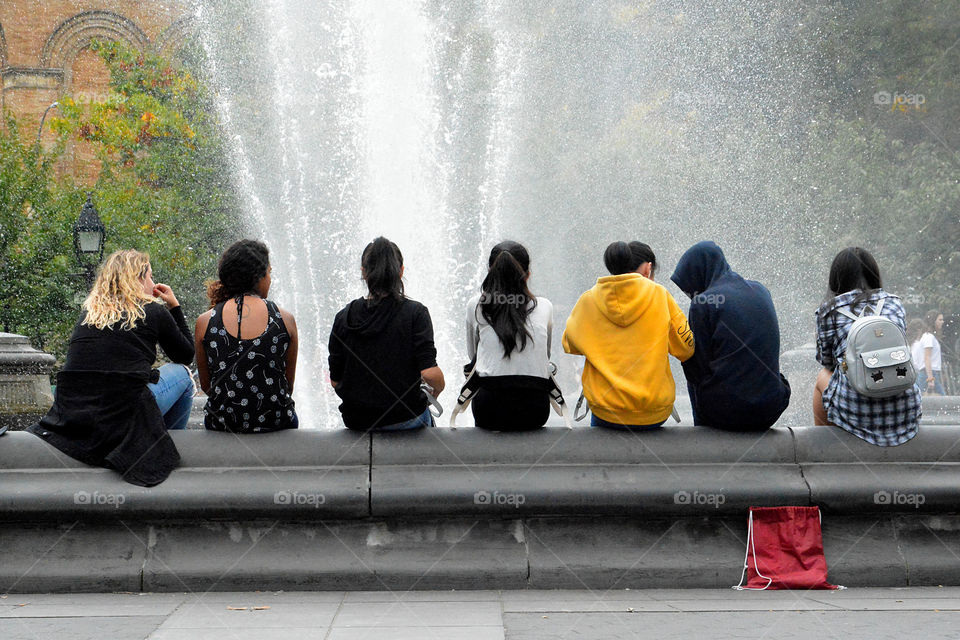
left=670, top=241, right=790, bottom=431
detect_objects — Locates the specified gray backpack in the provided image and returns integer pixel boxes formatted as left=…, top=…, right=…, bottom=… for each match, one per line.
left=837, top=298, right=916, bottom=398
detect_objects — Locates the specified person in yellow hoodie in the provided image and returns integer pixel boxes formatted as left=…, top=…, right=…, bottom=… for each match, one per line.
left=563, top=241, right=695, bottom=429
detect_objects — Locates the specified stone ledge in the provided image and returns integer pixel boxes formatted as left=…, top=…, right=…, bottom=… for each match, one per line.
left=3, top=426, right=960, bottom=519
left=3, top=515, right=959, bottom=592
left=3, top=425, right=960, bottom=591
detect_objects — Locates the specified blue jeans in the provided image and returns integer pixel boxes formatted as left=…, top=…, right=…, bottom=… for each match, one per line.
left=148, top=363, right=194, bottom=430
left=371, top=407, right=434, bottom=432
left=921, top=369, right=945, bottom=396
left=591, top=414, right=665, bottom=430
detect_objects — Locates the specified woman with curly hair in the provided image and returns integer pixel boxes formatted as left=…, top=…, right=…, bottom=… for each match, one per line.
left=29, top=250, right=194, bottom=486
left=195, top=239, right=299, bottom=432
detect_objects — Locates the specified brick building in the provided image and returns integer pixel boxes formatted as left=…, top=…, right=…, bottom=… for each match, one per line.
left=1, top=1, right=193, bottom=180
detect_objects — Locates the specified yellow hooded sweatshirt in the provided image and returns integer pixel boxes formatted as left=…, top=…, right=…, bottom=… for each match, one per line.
left=562, top=273, right=695, bottom=425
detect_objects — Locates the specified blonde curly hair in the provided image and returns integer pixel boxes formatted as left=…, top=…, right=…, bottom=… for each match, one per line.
left=82, top=250, right=158, bottom=330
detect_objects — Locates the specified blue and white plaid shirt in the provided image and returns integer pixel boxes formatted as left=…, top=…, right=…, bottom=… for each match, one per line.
left=815, top=289, right=922, bottom=446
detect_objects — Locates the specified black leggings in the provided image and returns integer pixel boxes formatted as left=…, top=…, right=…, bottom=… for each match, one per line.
left=471, top=387, right=550, bottom=432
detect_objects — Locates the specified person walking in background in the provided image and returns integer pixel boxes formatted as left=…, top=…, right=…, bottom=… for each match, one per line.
left=563, top=241, right=694, bottom=429
left=329, top=237, right=445, bottom=431
left=461, top=241, right=555, bottom=431
left=28, top=250, right=194, bottom=486
left=812, top=247, right=921, bottom=446
left=195, top=240, right=299, bottom=433
left=670, top=241, right=791, bottom=431
left=910, top=310, right=946, bottom=396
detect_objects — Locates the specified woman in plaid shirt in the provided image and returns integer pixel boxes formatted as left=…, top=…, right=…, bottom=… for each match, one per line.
left=812, top=248, right=922, bottom=446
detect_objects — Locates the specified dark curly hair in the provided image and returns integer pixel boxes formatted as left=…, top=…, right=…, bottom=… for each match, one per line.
left=206, top=239, right=270, bottom=307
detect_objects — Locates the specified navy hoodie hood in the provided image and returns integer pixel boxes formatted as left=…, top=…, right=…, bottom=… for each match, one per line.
left=670, top=241, right=732, bottom=297
left=669, top=241, right=790, bottom=430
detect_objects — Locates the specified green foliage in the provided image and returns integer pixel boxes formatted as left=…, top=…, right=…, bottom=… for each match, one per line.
left=1, top=39, right=242, bottom=358
left=51, top=39, right=243, bottom=335
left=0, top=115, right=77, bottom=352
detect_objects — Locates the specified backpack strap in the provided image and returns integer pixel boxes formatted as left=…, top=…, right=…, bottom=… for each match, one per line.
left=836, top=307, right=860, bottom=322
left=574, top=392, right=590, bottom=422
left=872, top=297, right=886, bottom=316
left=448, top=365, right=481, bottom=429
left=546, top=362, right=573, bottom=429
left=837, top=296, right=886, bottom=322
left=421, top=383, right=443, bottom=420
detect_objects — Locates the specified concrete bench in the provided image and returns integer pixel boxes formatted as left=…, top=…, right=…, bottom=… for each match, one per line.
left=371, top=427, right=806, bottom=516
left=0, top=430, right=369, bottom=521
left=2, top=424, right=960, bottom=592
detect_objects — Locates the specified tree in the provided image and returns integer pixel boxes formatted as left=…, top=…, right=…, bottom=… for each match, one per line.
left=51, top=40, right=243, bottom=329
left=0, top=114, right=77, bottom=351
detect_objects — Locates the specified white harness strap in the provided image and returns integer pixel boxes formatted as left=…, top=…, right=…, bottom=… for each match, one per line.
left=450, top=363, right=573, bottom=429
left=448, top=366, right=478, bottom=430
left=547, top=362, right=573, bottom=429
left=421, top=383, right=443, bottom=419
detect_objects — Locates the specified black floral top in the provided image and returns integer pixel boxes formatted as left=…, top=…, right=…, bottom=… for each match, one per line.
left=203, top=298, right=297, bottom=433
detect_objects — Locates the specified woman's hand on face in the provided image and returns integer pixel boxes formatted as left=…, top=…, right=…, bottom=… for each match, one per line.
left=153, top=283, right=179, bottom=308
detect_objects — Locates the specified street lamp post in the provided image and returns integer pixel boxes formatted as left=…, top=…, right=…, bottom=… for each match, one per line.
left=72, top=193, right=106, bottom=289
left=35, top=102, right=59, bottom=150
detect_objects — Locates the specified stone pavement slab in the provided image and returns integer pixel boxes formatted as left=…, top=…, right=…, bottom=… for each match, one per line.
left=502, top=611, right=960, bottom=640
left=327, top=627, right=504, bottom=640
left=0, top=601, right=181, bottom=617
left=502, top=598, right=675, bottom=613
left=0, top=615, right=166, bottom=640
left=342, top=589, right=500, bottom=602
left=149, top=629, right=326, bottom=640
left=2, top=588, right=960, bottom=639
left=332, top=601, right=503, bottom=627
left=156, top=601, right=340, bottom=629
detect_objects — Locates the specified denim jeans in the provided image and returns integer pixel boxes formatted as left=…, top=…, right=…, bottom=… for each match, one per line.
left=148, top=363, right=194, bottom=430
left=371, top=407, right=434, bottom=432
left=591, top=414, right=665, bottom=430
left=922, top=369, right=946, bottom=396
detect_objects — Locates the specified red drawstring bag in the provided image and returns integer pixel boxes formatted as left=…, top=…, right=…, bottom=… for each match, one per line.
left=734, top=506, right=841, bottom=590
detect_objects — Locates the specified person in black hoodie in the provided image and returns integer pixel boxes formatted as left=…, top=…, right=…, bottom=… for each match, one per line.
left=328, top=237, right=445, bottom=431
left=670, top=241, right=790, bottom=431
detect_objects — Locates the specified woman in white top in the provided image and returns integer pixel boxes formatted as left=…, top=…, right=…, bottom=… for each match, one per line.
left=910, top=311, right=945, bottom=395
left=464, top=241, right=553, bottom=431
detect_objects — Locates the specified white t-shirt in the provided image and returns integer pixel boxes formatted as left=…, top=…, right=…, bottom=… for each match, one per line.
left=911, top=332, right=942, bottom=372
left=465, top=294, right=553, bottom=379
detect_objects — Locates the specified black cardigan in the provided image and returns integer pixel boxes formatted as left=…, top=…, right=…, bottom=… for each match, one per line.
left=28, top=303, right=194, bottom=487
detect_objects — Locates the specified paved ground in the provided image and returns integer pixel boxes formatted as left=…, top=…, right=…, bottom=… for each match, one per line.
left=3, top=588, right=960, bottom=639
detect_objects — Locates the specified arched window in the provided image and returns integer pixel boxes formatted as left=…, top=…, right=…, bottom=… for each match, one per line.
left=155, top=16, right=199, bottom=61
left=41, top=10, right=149, bottom=91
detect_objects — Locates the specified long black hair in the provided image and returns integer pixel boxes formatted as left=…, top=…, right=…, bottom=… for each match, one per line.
left=828, top=247, right=882, bottom=301
left=478, top=240, right=536, bottom=358
left=925, top=309, right=943, bottom=338
left=603, top=241, right=657, bottom=276
left=362, top=237, right=404, bottom=302
left=207, top=239, right=270, bottom=307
